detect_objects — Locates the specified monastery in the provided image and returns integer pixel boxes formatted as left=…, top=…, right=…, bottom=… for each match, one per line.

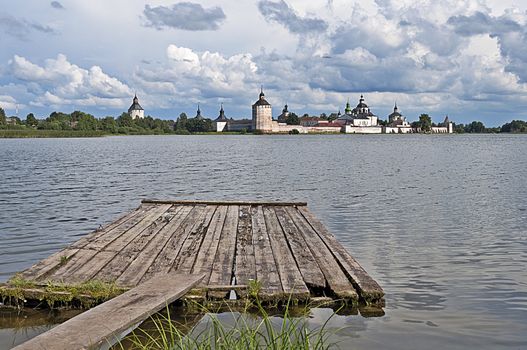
left=213, top=91, right=453, bottom=134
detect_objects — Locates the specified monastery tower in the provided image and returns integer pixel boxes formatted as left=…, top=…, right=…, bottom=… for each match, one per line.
left=252, top=88, right=273, bottom=132
left=128, top=94, right=144, bottom=119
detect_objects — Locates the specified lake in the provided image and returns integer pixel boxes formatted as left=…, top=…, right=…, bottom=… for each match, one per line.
left=1, top=134, right=526, bottom=349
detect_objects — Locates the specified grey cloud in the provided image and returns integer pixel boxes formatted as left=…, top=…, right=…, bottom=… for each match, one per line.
left=447, top=12, right=521, bottom=36
left=50, top=1, right=64, bottom=9
left=143, top=2, right=226, bottom=31
left=447, top=11, right=527, bottom=82
left=0, top=14, right=56, bottom=40
left=258, top=0, right=328, bottom=33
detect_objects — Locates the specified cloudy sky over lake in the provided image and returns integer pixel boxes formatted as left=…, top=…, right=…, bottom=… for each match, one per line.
left=1, top=0, right=526, bottom=125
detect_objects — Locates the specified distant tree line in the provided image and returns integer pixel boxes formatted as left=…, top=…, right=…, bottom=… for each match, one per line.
left=0, top=108, right=213, bottom=135
left=1, top=106, right=527, bottom=135
left=452, top=120, right=527, bottom=133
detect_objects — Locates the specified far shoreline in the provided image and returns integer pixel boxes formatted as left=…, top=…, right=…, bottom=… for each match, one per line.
left=1, top=129, right=524, bottom=139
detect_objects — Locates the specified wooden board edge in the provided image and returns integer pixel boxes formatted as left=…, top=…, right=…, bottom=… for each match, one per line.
left=141, top=199, right=308, bottom=206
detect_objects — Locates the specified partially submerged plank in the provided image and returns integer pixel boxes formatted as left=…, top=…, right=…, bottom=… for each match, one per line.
left=234, top=205, right=256, bottom=295
left=298, top=206, right=384, bottom=302
left=12, top=273, right=205, bottom=350
left=274, top=206, right=326, bottom=290
left=251, top=206, right=282, bottom=297
left=263, top=207, right=310, bottom=299
left=285, top=207, right=358, bottom=300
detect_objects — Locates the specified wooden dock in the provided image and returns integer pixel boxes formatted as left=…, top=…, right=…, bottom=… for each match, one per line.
left=5, top=200, right=384, bottom=305
left=12, top=273, right=204, bottom=350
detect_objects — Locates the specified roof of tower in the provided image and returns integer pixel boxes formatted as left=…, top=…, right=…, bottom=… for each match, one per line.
left=389, top=102, right=402, bottom=118
left=215, top=103, right=228, bottom=121
left=253, top=88, right=271, bottom=106
left=195, top=104, right=204, bottom=120
left=355, top=94, right=368, bottom=109
left=128, top=94, right=143, bottom=112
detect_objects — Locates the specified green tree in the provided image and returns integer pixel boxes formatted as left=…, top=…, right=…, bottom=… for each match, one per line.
left=285, top=112, right=299, bottom=125
left=0, top=107, right=6, bottom=125
left=25, top=113, right=38, bottom=127
left=501, top=120, right=527, bottom=133
left=453, top=123, right=465, bottom=133
left=117, top=112, right=133, bottom=127
left=464, top=121, right=486, bottom=133
left=175, top=113, right=188, bottom=131
left=72, top=111, right=98, bottom=131
left=186, top=117, right=212, bottom=132
left=418, top=114, right=432, bottom=132
left=99, top=116, right=118, bottom=133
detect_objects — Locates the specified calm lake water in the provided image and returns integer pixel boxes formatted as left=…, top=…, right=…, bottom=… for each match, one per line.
left=1, top=134, right=526, bottom=349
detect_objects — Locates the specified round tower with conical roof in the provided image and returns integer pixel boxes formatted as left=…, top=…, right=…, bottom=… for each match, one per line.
left=128, top=94, right=144, bottom=119
left=252, top=87, right=273, bottom=132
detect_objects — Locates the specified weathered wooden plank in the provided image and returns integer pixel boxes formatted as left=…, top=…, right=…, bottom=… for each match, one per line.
left=208, top=205, right=239, bottom=298
left=90, top=205, right=183, bottom=284
left=191, top=205, right=228, bottom=278
left=16, top=247, right=80, bottom=281
left=251, top=206, right=282, bottom=297
left=18, top=205, right=153, bottom=281
left=298, top=206, right=384, bottom=302
left=49, top=204, right=172, bottom=282
left=89, top=204, right=172, bottom=252
left=234, top=205, right=256, bottom=296
left=274, top=206, right=326, bottom=290
left=12, top=273, right=205, bottom=350
left=142, top=199, right=307, bottom=206
left=285, top=207, right=358, bottom=300
left=171, top=205, right=217, bottom=273
left=116, top=205, right=194, bottom=286
left=70, top=204, right=154, bottom=250
left=141, top=205, right=208, bottom=282
left=262, top=207, right=310, bottom=299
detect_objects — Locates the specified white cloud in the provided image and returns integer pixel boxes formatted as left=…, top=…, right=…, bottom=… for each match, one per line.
left=0, top=95, right=18, bottom=111
left=8, top=54, right=132, bottom=109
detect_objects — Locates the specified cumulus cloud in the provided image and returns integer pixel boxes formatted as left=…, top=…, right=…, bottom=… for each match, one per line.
left=135, top=45, right=258, bottom=108
left=446, top=10, right=527, bottom=82
left=50, top=1, right=64, bottom=10
left=143, top=2, right=226, bottom=31
left=258, top=0, right=328, bottom=33
left=0, top=95, right=18, bottom=111
left=448, top=11, right=521, bottom=36
left=8, top=54, right=132, bottom=108
left=0, top=13, right=55, bottom=40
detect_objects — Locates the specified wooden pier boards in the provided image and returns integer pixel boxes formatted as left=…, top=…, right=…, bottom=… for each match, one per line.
left=10, top=200, right=384, bottom=305
left=12, top=273, right=204, bottom=350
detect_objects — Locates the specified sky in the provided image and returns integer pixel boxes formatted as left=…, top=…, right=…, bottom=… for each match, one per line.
left=1, top=0, right=527, bottom=126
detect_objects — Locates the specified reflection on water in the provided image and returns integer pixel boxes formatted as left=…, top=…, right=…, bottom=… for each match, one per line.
left=1, top=134, right=526, bottom=349
left=0, top=308, right=82, bottom=349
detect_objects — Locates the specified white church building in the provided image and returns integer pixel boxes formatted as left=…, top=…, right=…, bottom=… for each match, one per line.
left=128, top=94, right=144, bottom=119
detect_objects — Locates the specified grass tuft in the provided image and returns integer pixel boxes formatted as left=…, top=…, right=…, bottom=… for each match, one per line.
left=120, top=296, right=338, bottom=350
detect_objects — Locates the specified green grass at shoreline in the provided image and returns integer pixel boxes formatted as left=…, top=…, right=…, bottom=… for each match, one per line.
left=0, top=129, right=107, bottom=138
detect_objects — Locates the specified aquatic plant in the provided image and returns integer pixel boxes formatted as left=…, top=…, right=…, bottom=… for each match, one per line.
left=120, top=296, right=339, bottom=350
left=0, top=276, right=126, bottom=309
